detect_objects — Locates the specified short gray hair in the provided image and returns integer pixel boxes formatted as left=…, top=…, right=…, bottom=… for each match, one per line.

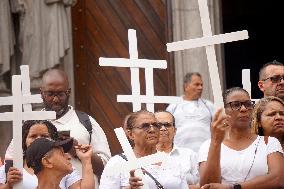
left=183, top=72, right=202, bottom=85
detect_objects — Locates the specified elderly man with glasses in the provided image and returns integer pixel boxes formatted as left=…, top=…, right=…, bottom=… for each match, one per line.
left=155, top=111, right=199, bottom=189
left=258, top=60, right=284, bottom=101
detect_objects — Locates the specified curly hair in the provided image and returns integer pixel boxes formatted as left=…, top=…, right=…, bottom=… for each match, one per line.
left=251, top=96, right=284, bottom=136
left=22, top=120, right=58, bottom=154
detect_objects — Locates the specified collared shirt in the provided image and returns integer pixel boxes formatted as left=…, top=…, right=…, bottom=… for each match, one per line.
left=100, top=152, right=189, bottom=189
left=166, top=146, right=199, bottom=185
left=166, top=97, right=215, bottom=152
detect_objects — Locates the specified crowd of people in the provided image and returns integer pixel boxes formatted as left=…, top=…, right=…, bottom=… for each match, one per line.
left=0, top=60, right=283, bottom=189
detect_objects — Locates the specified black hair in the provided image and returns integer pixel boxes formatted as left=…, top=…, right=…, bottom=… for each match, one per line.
left=259, top=60, right=283, bottom=80
left=223, top=87, right=250, bottom=105
left=22, top=120, right=58, bottom=154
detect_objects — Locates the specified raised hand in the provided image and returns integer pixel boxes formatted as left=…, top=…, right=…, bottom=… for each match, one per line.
left=211, top=108, right=230, bottom=143
left=6, top=167, right=22, bottom=187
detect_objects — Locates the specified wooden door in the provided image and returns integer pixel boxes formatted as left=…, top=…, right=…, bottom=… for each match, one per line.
left=72, top=0, right=175, bottom=155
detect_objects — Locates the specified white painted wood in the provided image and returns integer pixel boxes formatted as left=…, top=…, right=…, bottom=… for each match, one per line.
left=242, top=69, right=259, bottom=102
left=0, top=73, right=56, bottom=189
left=99, top=29, right=181, bottom=112
left=114, top=128, right=167, bottom=189
left=166, top=0, right=249, bottom=109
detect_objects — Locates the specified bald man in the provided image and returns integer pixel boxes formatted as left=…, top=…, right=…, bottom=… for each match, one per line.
left=43, top=69, right=111, bottom=187
left=258, top=60, right=284, bottom=101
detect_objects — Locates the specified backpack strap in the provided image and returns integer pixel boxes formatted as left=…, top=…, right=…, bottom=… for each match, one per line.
left=264, top=136, right=269, bottom=145
left=75, top=110, right=93, bottom=144
left=118, top=154, right=165, bottom=189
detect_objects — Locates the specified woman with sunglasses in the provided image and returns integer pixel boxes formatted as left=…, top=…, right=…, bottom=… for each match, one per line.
left=100, top=110, right=189, bottom=189
left=0, top=120, right=94, bottom=189
left=252, top=96, right=284, bottom=150
left=199, top=87, right=284, bottom=189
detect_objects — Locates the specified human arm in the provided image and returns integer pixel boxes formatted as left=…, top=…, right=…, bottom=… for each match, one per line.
left=89, top=118, right=111, bottom=179
left=69, top=144, right=95, bottom=189
left=199, top=108, right=228, bottom=186
left=201, top=140, right=284, bottom=189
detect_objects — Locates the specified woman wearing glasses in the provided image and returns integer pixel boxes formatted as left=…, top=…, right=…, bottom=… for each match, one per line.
left=99, top=110, right=189, bottom=189
left=252, top=96, right=284, bottom=150
left=198, top=87, right=284, bottom=189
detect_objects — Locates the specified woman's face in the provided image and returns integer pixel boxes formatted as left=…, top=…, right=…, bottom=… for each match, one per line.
left=260, top=101, right=284, bottom=138
left=225, top=90, right=253, bottom=128
left=26, top=124, right=51, bottom=148
left=128, top=112, right=160, bottom=148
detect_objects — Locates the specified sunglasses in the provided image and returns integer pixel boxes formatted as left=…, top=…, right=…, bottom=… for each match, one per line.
left=157, top=122, right=174, bottom=128
left=225, top=100, right=254, bottom=111
left=262, top=75, right=284, bottom=83
left=132, top=122, right=161, bottom=131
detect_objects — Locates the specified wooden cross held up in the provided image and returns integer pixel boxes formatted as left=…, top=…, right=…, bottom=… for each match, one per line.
left=167, top=0, right=249, bottom=108
left=0, top=66, right=56, bottom=189
left=114, top=128, right=167, bottom=189
left=99, top=29, right=181, bottom=112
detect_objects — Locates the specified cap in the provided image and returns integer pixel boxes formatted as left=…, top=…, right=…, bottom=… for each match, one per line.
left=26, top=138, right=73, bottom=174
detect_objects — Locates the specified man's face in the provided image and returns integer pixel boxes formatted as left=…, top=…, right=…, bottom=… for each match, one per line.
left=155, top=112, right=176, bottom=144
left=258, top=65, right=284, bottom=100
left=184, top=75, right=203, bottom=100
left=40, top=76, right=70, bottom=117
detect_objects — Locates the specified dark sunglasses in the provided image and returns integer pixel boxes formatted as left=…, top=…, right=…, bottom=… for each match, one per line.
left=225, top=100, right=254, bottom=111
left=132, top=122, right=161, bottom=131
left=157, top=122, right=174, bottom=128
left=262, top=75, right=284, bottom=83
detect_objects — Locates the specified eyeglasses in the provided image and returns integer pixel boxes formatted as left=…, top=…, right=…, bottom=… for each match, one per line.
left=132, top=122, right=161, bottom=131
left=262, top=75, right=284, bottom=83
left=42, top=90, right=70, bottom=99
left=157, top=122, right=174, bottom=128
left=225, top=100, right=254, bottom=111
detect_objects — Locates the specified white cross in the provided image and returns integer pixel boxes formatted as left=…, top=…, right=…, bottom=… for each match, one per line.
left=167, top=0, right=249, bottom=108
left=114, top=128, right=167, bottom=189
left=242, top=69, right=259, bottom=102
left=99, top=29, right=181, bottom=112
left=0, top=73, right=56, bottom=189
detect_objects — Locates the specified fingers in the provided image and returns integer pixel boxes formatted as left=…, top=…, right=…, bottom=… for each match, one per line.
left=129, top=169, right=143, bottom=188
left=212, top=108, right=223, bottom=122
left=7, top=168, right=22, bottom=185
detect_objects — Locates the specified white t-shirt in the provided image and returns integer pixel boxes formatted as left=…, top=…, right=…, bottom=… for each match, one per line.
left=198, top=136, right=283, bottom=184
left=166, top=97, right=214, bottom=152
left=99, top=154, right=189, bottom=189
left=165, top=147, right=199, bottom=185
left=0, top=164, right=80, bottom=189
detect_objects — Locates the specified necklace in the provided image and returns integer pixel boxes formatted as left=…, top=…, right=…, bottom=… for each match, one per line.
left=243, top=136, right=261, bottom=181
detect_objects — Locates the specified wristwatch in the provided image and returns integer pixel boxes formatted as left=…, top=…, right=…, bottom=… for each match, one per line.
left=233, top=183, right=242, bottom=189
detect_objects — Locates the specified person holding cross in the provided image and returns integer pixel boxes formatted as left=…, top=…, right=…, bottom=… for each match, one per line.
left=166, top=72, right=214, bottom=152
left=100, top=110, right=189, bottom=189
left=258, top=60, right=284, bottom=101
left=198, top=87, right=284, bottom=189
left=5, top=68, right=111, bottom=187
left=0, top=120, right=95, bottom=189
